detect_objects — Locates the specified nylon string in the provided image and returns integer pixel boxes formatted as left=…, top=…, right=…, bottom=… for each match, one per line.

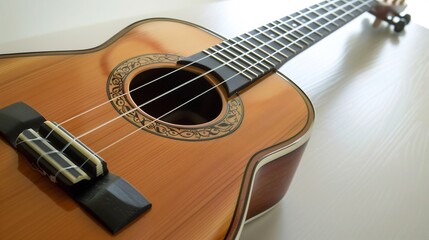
left=22, top=0, right=373, bottom=179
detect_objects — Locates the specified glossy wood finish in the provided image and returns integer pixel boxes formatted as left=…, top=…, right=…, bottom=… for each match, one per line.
left=0, top=19, right=313, bottom=239
left=246, top=143, right=307, bottom=220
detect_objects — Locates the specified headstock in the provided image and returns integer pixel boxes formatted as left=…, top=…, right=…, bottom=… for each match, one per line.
left=370, top=0, right=411, bottom=32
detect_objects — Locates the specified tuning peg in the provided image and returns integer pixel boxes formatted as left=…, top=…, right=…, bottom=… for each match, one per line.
left=370, top=0, right=410, bottom=32
left=393, top=20, right=406, bottom=32
left=402, top=14, right=411, bottom=24
left=388, top=14, right=412, bottom=32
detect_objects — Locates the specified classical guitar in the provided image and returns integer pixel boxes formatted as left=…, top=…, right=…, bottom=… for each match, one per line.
left=0, top=0, right=409, bottom=239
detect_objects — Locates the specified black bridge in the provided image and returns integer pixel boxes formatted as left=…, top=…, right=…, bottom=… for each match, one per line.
left=0, top=102, right=151, bottom=233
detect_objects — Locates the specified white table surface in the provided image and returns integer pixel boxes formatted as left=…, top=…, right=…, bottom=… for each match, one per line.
left=1, top=0, right=428, bottom=239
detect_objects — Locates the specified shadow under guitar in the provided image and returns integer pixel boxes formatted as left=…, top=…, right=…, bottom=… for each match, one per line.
left=17, top=155, right=78, bottom=211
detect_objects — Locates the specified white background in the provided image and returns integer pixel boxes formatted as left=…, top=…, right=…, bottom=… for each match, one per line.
left=1, top=1, right=429, bottom=239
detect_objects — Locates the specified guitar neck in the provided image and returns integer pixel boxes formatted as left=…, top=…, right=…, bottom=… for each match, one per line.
left=179, top=0, right=377, bottom=96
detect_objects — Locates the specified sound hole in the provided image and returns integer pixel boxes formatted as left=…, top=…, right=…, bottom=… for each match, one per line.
left=129, top=67, right=223, bottom=126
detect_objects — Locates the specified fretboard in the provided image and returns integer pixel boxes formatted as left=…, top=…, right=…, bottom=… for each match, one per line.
left=179, top=0, right=377, bottom=96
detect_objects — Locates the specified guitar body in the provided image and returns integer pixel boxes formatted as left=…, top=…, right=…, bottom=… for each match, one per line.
left=0, top=19, right=313, bottom=239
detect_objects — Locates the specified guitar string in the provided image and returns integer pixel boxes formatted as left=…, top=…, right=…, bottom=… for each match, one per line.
left=70, top=0, right=375, bottom=181
left=17, top=0, right=365, bottom=152
left=55, top=0, right=341, bottom=128
left=64, top=0, right=361, bottom=143
left=95, top=0, right=372, bottom=154
left=37, top=0, right=367, bottom=154
left=21, top=0, right=372, bottom=179
left=33, top=0, right=348, bottom=148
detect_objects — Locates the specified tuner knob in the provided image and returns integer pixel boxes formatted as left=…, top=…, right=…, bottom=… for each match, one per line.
left=391, top=14, right=411, bottom=32
left=370, top=0, right=410, bottom=33
left=402, top=14, right=411, bottom=24
left=394, top=20, right=406, bottom=32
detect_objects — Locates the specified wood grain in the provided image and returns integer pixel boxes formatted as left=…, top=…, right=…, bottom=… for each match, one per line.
left=0, top=19, right=313, bottom=239
left=246, top=143, right=307, bottom=220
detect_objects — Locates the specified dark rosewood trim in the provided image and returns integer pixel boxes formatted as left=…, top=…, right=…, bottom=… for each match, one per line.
left=246, top=143, right=308, bottom=219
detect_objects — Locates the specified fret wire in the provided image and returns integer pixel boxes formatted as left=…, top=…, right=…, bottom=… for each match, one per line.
left=243, top=33, right=285, bottom=61
left=211, top=43, right=262, bottom=74
left=296, top=15, right=315, bottom=30
left=207, top=48, right=259, bottom=77
left=204, top=49, right=254, bottom=80
left=198, top=0, right=374, bottom=100
left=230, top=39, right=275, bottom=68
left=294, top=20, right=320, bottom=37
left=351, top=0, right=362, bottom=7
left=298, top=14, right=311, bottom=22
left=321, top=5, right=341, bottom=19
left=234, top=0, right=336, bottom=56
left=294, top=0, right=371, bottom=49
left=302, top=16, right=325, bottom=33
left=285, top=21, right=323, bottom=37
left=236, top=0, right=373, bottom=75
left=332, top=0, right=362, bottom=19
left=229, top=38, right=269, bottom=62
left=288, top=12, right=330, bottom=39
left=350, top=1, right=366, bottom=15
left=316, top=17, right=330, bottom=25
left=238, top=36, right=281, bottom=67
left=300, top=12, right=322, bottom=31
left=236, top=0, right=345, bottom=63
left=266, top=0, right=360, bottom=66
left=345, top=5, right=356, bottom=17
left=207, top=0, right=373, bottom=79
left=255, top=28, right=296, bottom=55
left=268, top=22, right=311, bottom=45
left=263, top=0, right=351, bottom=46
left=306, top=10, right=320, bottom=20
left=346, top=12, right=355, bottom=18
left=271, top=26, right=304, bottom=49
left=304, top=1, right=345, bottom=28
left=284, top=36, right=308, bottom=49
left=224, top=40, right=271, bottom=70
left=217, top=43, right=265, bottom=73
left=287, top=40, right=301, bottom=51
left=315, top=6, right=328, bottom=15
left=298, top=8, right=309, bottom=15
left=265, top=0, right=373, bottom=62
left=316, top=9, right=338, bottom=32
left=204, top=49, right=254, bottom=79
left=273, top=20, right=315, bottom=43
left=249, top=32, right=290, bottom=58
left=316, top=7, right=339, bottom=27
left=273, top=2, right=368, bottom=52
left=256, top=28, right=287, bottom=49
left=360, top=1, right=373, bottom=10
left=334, top=8, right=347, bottom=16
left=182, top=0, right=341, bottom=83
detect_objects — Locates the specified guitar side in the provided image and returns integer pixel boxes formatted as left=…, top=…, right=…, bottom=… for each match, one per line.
left=0, top=19, right=313, bottom=239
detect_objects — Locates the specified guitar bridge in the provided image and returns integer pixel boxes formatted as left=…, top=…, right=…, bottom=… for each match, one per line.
left=16, top=120, right=109, bottom=191
left=0, top=102, right=151, bottom=233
